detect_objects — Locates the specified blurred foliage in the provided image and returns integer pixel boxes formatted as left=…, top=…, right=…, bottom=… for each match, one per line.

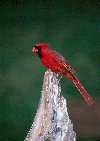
left=0, top=0, right=99, bottom=141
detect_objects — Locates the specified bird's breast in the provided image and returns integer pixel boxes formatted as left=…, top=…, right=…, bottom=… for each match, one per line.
left=40, top=55, right=65, bottom=75
left=40, top=55, right=54, bottom=69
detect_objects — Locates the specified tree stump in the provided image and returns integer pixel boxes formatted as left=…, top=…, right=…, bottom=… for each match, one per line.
left=25, top=70, right=76, bottom=141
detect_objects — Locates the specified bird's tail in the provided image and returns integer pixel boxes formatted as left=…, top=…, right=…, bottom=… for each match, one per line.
left=66, top=73, right=93, bottom=105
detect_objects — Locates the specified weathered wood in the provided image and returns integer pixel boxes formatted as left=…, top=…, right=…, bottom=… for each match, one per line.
left=25, top=70, right=76, bottom=141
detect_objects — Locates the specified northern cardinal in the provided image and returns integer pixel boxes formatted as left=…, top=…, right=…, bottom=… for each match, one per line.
left=32, top=42, right=93, bottom=105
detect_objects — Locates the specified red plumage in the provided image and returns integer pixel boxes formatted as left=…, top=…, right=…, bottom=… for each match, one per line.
left=32, top=42, right=93, bottom=105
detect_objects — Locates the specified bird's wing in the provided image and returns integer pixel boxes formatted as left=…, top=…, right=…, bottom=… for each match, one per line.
left=51, top=50, right=75, bottom=75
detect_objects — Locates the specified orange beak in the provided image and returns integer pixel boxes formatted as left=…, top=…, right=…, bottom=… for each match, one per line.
left=32, top=47, right=38, bottom=52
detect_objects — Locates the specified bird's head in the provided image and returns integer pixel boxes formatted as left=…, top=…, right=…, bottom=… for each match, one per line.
left=32, top=42, right=49, bottom=53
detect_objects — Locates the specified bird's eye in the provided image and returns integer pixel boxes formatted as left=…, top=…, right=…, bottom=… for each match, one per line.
left=38, top=46, right=41, bottom=48
left=34, top=46, right=41, bottom=49
left=35, top=46, right=38, bottom=49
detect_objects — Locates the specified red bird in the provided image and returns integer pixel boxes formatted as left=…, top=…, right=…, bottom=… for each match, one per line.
left=32, top=42, right=93, bottom=105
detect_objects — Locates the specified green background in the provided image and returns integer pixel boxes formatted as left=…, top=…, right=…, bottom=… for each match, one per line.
left=0, top=0, right=99, bottom=141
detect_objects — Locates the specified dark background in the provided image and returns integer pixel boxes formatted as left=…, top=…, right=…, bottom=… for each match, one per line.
left=0, top=0, right=99, bottom=141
